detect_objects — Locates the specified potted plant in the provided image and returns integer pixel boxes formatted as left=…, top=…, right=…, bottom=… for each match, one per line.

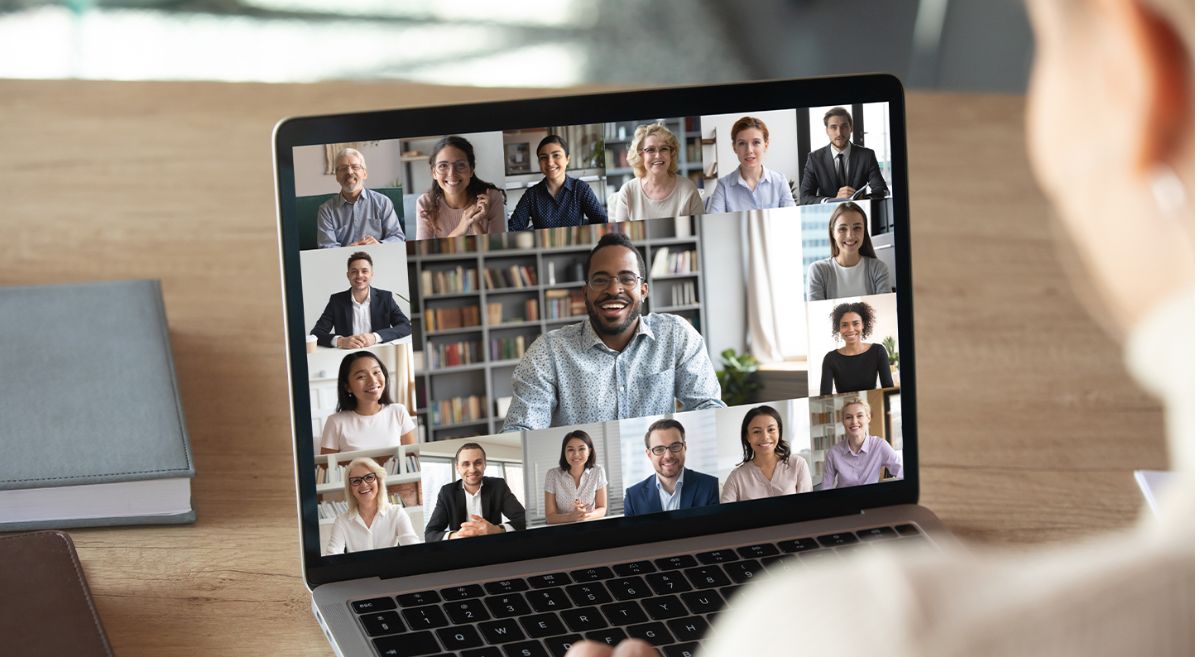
left=881, top=336, right=900, bottom=382
left=716, top=348, right=761, bottom=406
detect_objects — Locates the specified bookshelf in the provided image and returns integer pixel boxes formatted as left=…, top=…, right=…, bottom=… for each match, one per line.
left=315, top=445, right=424, bottom=529
left=405, top=216, right=708, bottom=440
left=603, top=117, right=706, bottom=199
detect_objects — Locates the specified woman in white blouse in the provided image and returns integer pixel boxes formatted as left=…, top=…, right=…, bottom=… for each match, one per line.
left=543, top=430, right=608, bottom=524
left=611, top=123, right=704, bottom=222
left=326, top=457, right=421, bottom=554
left=320, top=351, right=418, bottom=454
left=720, top=405, right=813, bottom=503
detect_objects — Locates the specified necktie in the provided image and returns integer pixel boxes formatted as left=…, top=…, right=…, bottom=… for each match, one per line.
left=836, top=152, right=846, bottom=188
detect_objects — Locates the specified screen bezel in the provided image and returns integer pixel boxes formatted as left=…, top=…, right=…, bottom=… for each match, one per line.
left=272, top=75, right=918, bottom=589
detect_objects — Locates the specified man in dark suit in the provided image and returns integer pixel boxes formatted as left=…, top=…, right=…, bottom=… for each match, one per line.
left=798, top=107, right=889, bottom=205
left=623, top=419, right=719, bottom=516
left=310, top=250, right=411, bottom=348
left=425, top=443, right=527, bottom=542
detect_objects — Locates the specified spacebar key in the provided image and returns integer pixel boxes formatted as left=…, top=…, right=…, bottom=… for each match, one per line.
left=374, top=630, right=442, bottom=656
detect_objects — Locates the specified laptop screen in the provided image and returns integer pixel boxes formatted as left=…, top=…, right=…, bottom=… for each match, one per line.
left=277, top=77, right=915, bottom=576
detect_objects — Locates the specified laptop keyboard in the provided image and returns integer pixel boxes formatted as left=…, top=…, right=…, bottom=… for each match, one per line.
left=352, top=523, right=928, bottom=657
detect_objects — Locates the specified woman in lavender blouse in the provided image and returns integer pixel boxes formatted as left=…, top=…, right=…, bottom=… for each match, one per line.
left=720, top=405, right=813, bottom=503
left=820, top=398, right=903, bottom=490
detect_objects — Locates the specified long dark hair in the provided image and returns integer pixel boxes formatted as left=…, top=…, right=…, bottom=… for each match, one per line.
left=425, top=135, right=506, bottom=223
left=738, top=405, right=791, bottom=465
left=827, top=203, right=877, bottom=259
left=336, top=351, right=393, bottom=412
left=558, top=430, right=596, bottom=471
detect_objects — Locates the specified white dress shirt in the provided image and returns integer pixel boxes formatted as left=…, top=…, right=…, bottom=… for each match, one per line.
left=326, top=504, right=421, bottom=554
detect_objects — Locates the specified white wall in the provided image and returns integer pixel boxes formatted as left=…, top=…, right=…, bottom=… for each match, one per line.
left=294, top=139, right=406, bottom=197
left=700, top=109, right=800, bottom=185
left=805, top=292, right=899, bottom=396
left=699, top=213, right=746, bottom=364
left=299, top=242, right=411, bottom=332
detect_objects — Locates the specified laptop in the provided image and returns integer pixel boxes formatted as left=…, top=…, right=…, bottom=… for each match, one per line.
left=273, top=75, right=947, bottom=657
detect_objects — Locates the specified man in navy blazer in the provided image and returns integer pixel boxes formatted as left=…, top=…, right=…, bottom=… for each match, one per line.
left=310, top=250, right=411, bottom=348
left=798, top=107, right=889, bottom=205
left=623, top=419, right=719, bottom=516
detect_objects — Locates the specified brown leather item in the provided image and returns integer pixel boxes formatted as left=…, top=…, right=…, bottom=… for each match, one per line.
left=0, top=531, right=115, bottom=657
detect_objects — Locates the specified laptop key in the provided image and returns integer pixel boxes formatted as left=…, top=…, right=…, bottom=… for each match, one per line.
left=373, top=631, right=442, bottom=657
left=569, top=566, right=614, bottom=582
left=663, top=643, right=700, bottom=657
left=606, top=576, right=652, bottom=601
left=736, top=543, right=780, bottom=559
left=719, top=585, right=741, bottom=603
left=612, top=560, right=655, bottom=577
left=695, top=549, right=738, bottom=564
left=654, top=554, right=698, bottom=570
left=528, top=572, right=571, bottom=589
left=777, top=537, right=821, bottom=553
left=722, top=559, right=764, bottom=584
left=600, top=600, right=649, bottom=625
left=646, top=571, right=692, bottom=595
left=566, top=582, right=613, bottom=606
left=485, top=593, right=532, bottom=618
left=666, top=616, right=709, bottom=642
left=895, top=523, right=920, bottom=536
left=440, top=584, right=485, bottom=601
left=857, top=526, right=899, bottom=541
left=526, top=588, right=571, bottom=612
left=543, top=634, right=583, bottom=657
left=352, top=596, right=397, bottom=614
left=626, top=621, right=675, bottom=646
left=585, top=627, right=628, bottom=646
left=680, top=590, right=724, bottom=615
left=485, top=579, right=529, bottom=595
left=444, top=598, right=490, bottom=624
left=478, top=618, right=526, bottom=644
left=519, top=612, right=568, bottom=638
left=435, top=625, right=484, bottom=651
left=641, top=595, right=688, bottom=620
left=816, top=532, right=859, bottom=547
left=402, top=605, right=450, bottom=630
left=396, top=590, right=441, bottom=607
left=360, top=611, right=406, bottom=637
left=682, top=566, right=731, bottom=589
left=501, top=641, right=549, bottom=657
left=562, top=606, right=608, bottom=632
left=463, top=649, right=503, bottom=657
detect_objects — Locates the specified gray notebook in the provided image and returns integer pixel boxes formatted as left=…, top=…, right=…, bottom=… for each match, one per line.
left=0, top=279, right=194, bottom=530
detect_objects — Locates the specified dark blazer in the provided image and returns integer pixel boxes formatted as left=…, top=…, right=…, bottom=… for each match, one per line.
left=798, top=144, right=889, bottom=205
left=425, top=476, right=527, bottom=542
left=310, top=286, right=411, bottom=347
left=623, top=468, right=719, bottom=516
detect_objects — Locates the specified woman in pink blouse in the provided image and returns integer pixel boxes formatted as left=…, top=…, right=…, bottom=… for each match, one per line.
left=416, top=135, right=507, bottom=240
left=720, top=405, right=813, bottom=503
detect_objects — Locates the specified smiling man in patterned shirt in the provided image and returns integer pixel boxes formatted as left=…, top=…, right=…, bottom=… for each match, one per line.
left=502, top=232, right=725, bottom=432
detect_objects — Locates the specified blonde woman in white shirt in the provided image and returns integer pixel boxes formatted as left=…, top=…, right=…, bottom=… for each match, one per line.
left=611, top=123, right=704, bottom=222
left=326, top=457, right=420, bottom=554
left=543, top=430, right=608, bottom=524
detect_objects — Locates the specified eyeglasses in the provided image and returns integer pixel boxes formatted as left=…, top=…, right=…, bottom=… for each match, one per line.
left=335, top=164, right=365, bottom=174
left=641, top=146, right=673, bottom=156
left=588, top=273, right=643, bottom=290
left=649, top=441, right=685, bottom=456
left=348, top=473, right=378, bottom=487
left=434, top=160, right=470, bottom=174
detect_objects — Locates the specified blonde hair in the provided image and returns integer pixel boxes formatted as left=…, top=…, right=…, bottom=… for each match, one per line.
left=343, top=457, right=390, bottom=515
left=841, top=397, right=871, bottom=417
left=629, top=123, right=680, bottom=178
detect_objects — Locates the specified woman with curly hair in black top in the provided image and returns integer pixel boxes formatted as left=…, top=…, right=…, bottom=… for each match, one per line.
left=819, top=301, right=893, bottom=394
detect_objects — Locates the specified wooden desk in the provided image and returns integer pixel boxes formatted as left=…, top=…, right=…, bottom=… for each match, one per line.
left=0, top=80, right=1166, bottom=656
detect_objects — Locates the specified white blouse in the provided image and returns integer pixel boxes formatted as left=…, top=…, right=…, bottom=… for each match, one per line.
left=326, top=504, right=421, bottom=554
left=544, top=466, right=608, bottom=515
left=320, top=403, right=416, bottom=453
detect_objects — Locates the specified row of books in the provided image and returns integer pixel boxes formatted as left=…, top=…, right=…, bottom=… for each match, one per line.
left=316, top=454, right=421, bottom=486
left=318, top=494, right=408, bottom=519
left=423, top=306, right=481, bottom=332
left=489, top=335, right=527, bottom=361
left=484, top=265, right=538, bottom=290
left=539, top=221, right=649, bottom=248
left=408, top=235, right=479, bottom=256
left=544, top=289, right=587, bottom=319
left=420, top=267, right=478, bottom=296
left=429, top=395, right=486, bottom=427
left=427, top=340, right=482, bottom=368
left=486, top=299, right=538, bottom=325
left=650, top=248, right=698, bottom=276
left=668, top=280, right=698, bottom=307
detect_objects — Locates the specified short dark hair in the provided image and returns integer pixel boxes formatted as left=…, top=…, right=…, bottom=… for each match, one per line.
left=335, top=351, right=393, bottom=412
left=830, top=301, right=877, bottom=338
left=558, top=430, right=596, bottom=471
left=644, top=418, right=685, bottom=449
left=827, top=203, right=877, bottom=259
left=347, top=251, right=372, bottom=269
left=738, top=405, right=790, bottom=464
left=454, top=442, right=486, bottom=464
left=823, top=107, right=853, bottom=127
left=584, top=231, right=647, bottom=281
left=536, top=134, right=569, bottom=157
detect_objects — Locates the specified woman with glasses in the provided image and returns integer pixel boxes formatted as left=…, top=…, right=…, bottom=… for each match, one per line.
left=416, top=135, right=507, bottom=240
left=705, top=116, right=796, bottom=213
left=320, top=351, right=418, bottom=454
left=806, top=202, right=891, bottom=301
left=326, top=457, right=421, bottom=554
left=611, top=123, right=704, bottom=222
left=543, top=430, right=608, bottom=524
left=719, top=405, right=812, bottom=503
